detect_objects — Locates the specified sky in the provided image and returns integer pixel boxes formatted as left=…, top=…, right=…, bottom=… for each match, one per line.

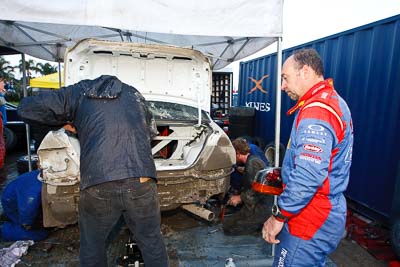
left=3, top=0, right=400, bottom=82
left=227, top=0, right=400, bottom=89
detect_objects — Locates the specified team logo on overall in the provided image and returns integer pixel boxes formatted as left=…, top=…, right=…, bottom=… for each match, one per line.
left=303, top=144, right=323, bottom=153
left=299, top=153, right=322, bottom=164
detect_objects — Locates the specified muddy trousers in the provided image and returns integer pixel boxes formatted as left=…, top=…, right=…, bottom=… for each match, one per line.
left=78, top=178, right=168, bottom=267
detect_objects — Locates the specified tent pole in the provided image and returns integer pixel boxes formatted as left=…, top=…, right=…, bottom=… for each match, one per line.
left=272, top=36, right=283, bottom=258
left=229, top=38, right=250, bottom=63
left=211, top=42, right=231, bottom=69
left=58, top=62, right=62, bottom=87
left=21, top=53, right=32, bottom=171
left=57, top=43, right=62, bottom=88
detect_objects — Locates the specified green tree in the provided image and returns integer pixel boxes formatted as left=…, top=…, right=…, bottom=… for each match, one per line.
left=36, top=62, right=58, bottom=75
left=17, top=58, right=40, bottom=78
left=0, top=56, right=15, bottom=80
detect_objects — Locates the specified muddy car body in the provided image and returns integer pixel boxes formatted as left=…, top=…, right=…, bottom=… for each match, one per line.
left=41, top=39, right=236, bottom=227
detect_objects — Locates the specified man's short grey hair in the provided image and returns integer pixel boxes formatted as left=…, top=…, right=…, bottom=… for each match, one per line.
left=292, top=49, right=324, bottom=77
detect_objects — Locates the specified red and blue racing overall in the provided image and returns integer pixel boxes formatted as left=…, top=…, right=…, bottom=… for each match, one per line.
left=275, top=79, right=353, bottom=266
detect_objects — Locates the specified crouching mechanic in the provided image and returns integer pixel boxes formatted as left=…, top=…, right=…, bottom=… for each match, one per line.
left=262, top=49, right=353, bottom=266
left=229, top=140, right=270, bottom=194
left=223, top=138, right=273, bottom=235
left=1, top=169, right=48, bottom=241
left=17, top=75, right=168, bottom=267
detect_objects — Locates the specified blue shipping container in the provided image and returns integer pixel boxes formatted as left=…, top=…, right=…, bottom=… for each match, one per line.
left=238, top=15, right=400, bottom=219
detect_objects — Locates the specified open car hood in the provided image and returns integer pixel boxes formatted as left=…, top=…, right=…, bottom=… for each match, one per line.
left=65, top=39, right=211, bottom=113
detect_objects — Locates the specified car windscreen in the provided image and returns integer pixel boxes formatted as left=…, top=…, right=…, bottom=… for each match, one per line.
left=147, top=101, right=209, bottom=121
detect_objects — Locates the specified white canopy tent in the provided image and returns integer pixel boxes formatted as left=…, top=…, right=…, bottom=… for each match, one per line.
left=0, top=0, right=283, bottom=69
left=0, top=2, right=284, bottom=242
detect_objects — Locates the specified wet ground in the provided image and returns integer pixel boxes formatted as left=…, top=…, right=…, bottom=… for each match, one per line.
left=0, top=149, right=393, bottom=266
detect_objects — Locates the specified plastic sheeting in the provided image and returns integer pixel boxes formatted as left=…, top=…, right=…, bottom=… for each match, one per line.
left=0, top=0, right=283, bottom=69
left=164, top=223, right=274, bottom=266
left=163, top=222, right=338, bottom=266
left=0, top=240, right=34, bottom=266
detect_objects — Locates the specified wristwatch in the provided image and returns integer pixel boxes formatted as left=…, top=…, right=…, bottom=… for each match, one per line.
left=272, top=204, right=288, bottom=221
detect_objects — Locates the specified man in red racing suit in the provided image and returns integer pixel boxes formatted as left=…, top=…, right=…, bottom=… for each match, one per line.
left=263, top=49, right=353, bottom=266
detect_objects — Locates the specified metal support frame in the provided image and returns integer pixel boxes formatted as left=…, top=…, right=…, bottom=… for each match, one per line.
left=58, top=61, right=62, bottom=87
left=211, top=41, right=232, bottom=70
left=209, top=37, right=251, bottom=69
left=229, top=37, right=250, bottom=63
left=0, top=19, right=275, bottom=72
left=12, top=23, right=57, bottom=59
left=55, top=42, right=62, bottom=88
left=21, top=53, right=32, bottom=171
left=103, top=27, right=166, bottom=44
left=272, top=36, right=283, bottom=257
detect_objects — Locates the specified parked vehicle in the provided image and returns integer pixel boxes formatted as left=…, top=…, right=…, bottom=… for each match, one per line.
left=39, top=39, right=236, bottom=227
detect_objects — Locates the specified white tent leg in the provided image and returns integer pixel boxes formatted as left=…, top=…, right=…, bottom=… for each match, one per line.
left=272, top=36, right=283, bottom=258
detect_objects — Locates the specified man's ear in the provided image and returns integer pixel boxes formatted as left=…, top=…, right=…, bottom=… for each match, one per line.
left=300, top=65, right=310, bottom=80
